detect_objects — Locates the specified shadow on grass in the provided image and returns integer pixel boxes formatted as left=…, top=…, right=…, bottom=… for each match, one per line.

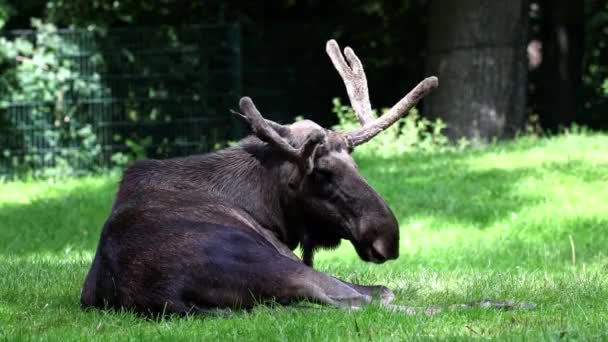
left=358, top=152, right=549, bottom=229
left=542, top=160, right=608, bottom=182
left=0, top=178, right=118, bottom=255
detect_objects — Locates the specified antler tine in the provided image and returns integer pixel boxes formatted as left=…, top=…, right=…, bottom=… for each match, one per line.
left=326, top=39, right=375, bottom=126
left=346, top=76, right=439, bottom=146
left=231, top=108, right=291, bottom=137
left=236, top=97, right=299, bottom=159
left=236, top=97, right=325, bottom=169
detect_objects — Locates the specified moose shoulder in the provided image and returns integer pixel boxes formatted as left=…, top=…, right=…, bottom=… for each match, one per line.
left=80, top=40, right=438, bottom=315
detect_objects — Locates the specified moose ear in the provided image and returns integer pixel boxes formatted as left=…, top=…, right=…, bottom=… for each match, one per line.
left=287, top=132, right=324, bottom=190
left=301, top=131, right=324, bottom=175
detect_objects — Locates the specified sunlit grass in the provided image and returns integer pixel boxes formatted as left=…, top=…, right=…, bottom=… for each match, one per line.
left=1, top=133, right=608, bottom=340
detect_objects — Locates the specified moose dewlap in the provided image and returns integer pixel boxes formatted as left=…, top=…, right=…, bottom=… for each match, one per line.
left=80, top=39, right=438, bottom=315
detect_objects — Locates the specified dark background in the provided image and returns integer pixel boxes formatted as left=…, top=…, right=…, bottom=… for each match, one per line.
left=0, top=0, right=606, bottom=176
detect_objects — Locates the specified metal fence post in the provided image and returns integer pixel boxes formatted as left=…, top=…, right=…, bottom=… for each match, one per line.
left=229, top=22, right=243, bottom=141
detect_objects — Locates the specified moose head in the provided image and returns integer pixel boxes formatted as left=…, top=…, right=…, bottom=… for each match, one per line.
left=233, top=40, right=438, bottom=266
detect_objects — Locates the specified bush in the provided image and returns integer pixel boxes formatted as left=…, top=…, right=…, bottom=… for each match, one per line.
left=331, top=98, right=450, bottom=157
left=0, top=19, right=103, bottom=178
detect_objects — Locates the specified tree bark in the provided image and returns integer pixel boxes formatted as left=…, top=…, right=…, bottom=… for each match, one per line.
left=425, top=0, right=529, bottom=141
left=539, top=0, right=584, bottom=131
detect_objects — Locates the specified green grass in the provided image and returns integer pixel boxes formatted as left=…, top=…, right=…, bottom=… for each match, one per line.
left=1, top=133, right=608, bottom=340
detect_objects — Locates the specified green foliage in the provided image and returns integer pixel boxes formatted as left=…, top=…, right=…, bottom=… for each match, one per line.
left=0, top=23, right=240, bottom=179
left=0, top=20, right=101, bottom=103
left=0, top=0, right=12, bottom=29
left=0, top=19, right=103, bottom=177
left=110, top=137, right=153, bottom=169
left=582, top=0, right=608, bottom=127
left=1, top=134, right=608, bottom=339
left=331, top=97, right=449, bottom=157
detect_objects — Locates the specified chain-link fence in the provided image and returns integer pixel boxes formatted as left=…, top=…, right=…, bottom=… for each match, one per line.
left=0, top=24, right=242, bottom=178
left=0, top=22, right=425, bottom=178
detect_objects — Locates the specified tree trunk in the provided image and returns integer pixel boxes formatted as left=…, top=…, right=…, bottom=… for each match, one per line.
left=539, top=0, right=584, bottom=131
left=425, top=0, right=529, bottom=141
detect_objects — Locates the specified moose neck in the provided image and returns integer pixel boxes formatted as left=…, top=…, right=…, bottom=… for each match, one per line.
left=188, top=138, right=296, bottom=245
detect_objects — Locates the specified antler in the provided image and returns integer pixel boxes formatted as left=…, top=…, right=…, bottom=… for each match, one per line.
left=326, top=40, right=375, bottom=126
left=326, top=39, right=439, bottom=146
left=234, top=97, right=324, bottom=171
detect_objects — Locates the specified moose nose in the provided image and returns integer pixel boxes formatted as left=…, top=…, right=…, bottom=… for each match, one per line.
left=371, top=239, right=398, bottom=263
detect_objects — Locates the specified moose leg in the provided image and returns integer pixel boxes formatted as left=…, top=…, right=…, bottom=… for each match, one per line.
left=284, top=267, right=375, bottom=308
left=331, top=279, right=437, bottom=315
left=180, top=227, right=377, bottom=310
left=191, top=254, right=373, bottom=310
left=184, top=228, right=532, bottom=314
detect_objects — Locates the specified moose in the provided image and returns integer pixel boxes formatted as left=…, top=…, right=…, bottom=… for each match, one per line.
left=80, top=39, right=440, bottom=315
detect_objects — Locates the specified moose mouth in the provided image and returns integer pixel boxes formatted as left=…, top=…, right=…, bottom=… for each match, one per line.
left=356, top=241, right=397, bottom=264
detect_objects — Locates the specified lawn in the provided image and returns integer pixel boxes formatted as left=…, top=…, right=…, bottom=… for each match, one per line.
left=1, top=133, right=608, bottom=340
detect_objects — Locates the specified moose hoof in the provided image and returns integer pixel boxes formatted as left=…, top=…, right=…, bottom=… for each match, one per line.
left=377, top=286, right=395, bottom=305
left=350, top=294, right=373, bottom=308
left=332, top=294, right=372, bottom=309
